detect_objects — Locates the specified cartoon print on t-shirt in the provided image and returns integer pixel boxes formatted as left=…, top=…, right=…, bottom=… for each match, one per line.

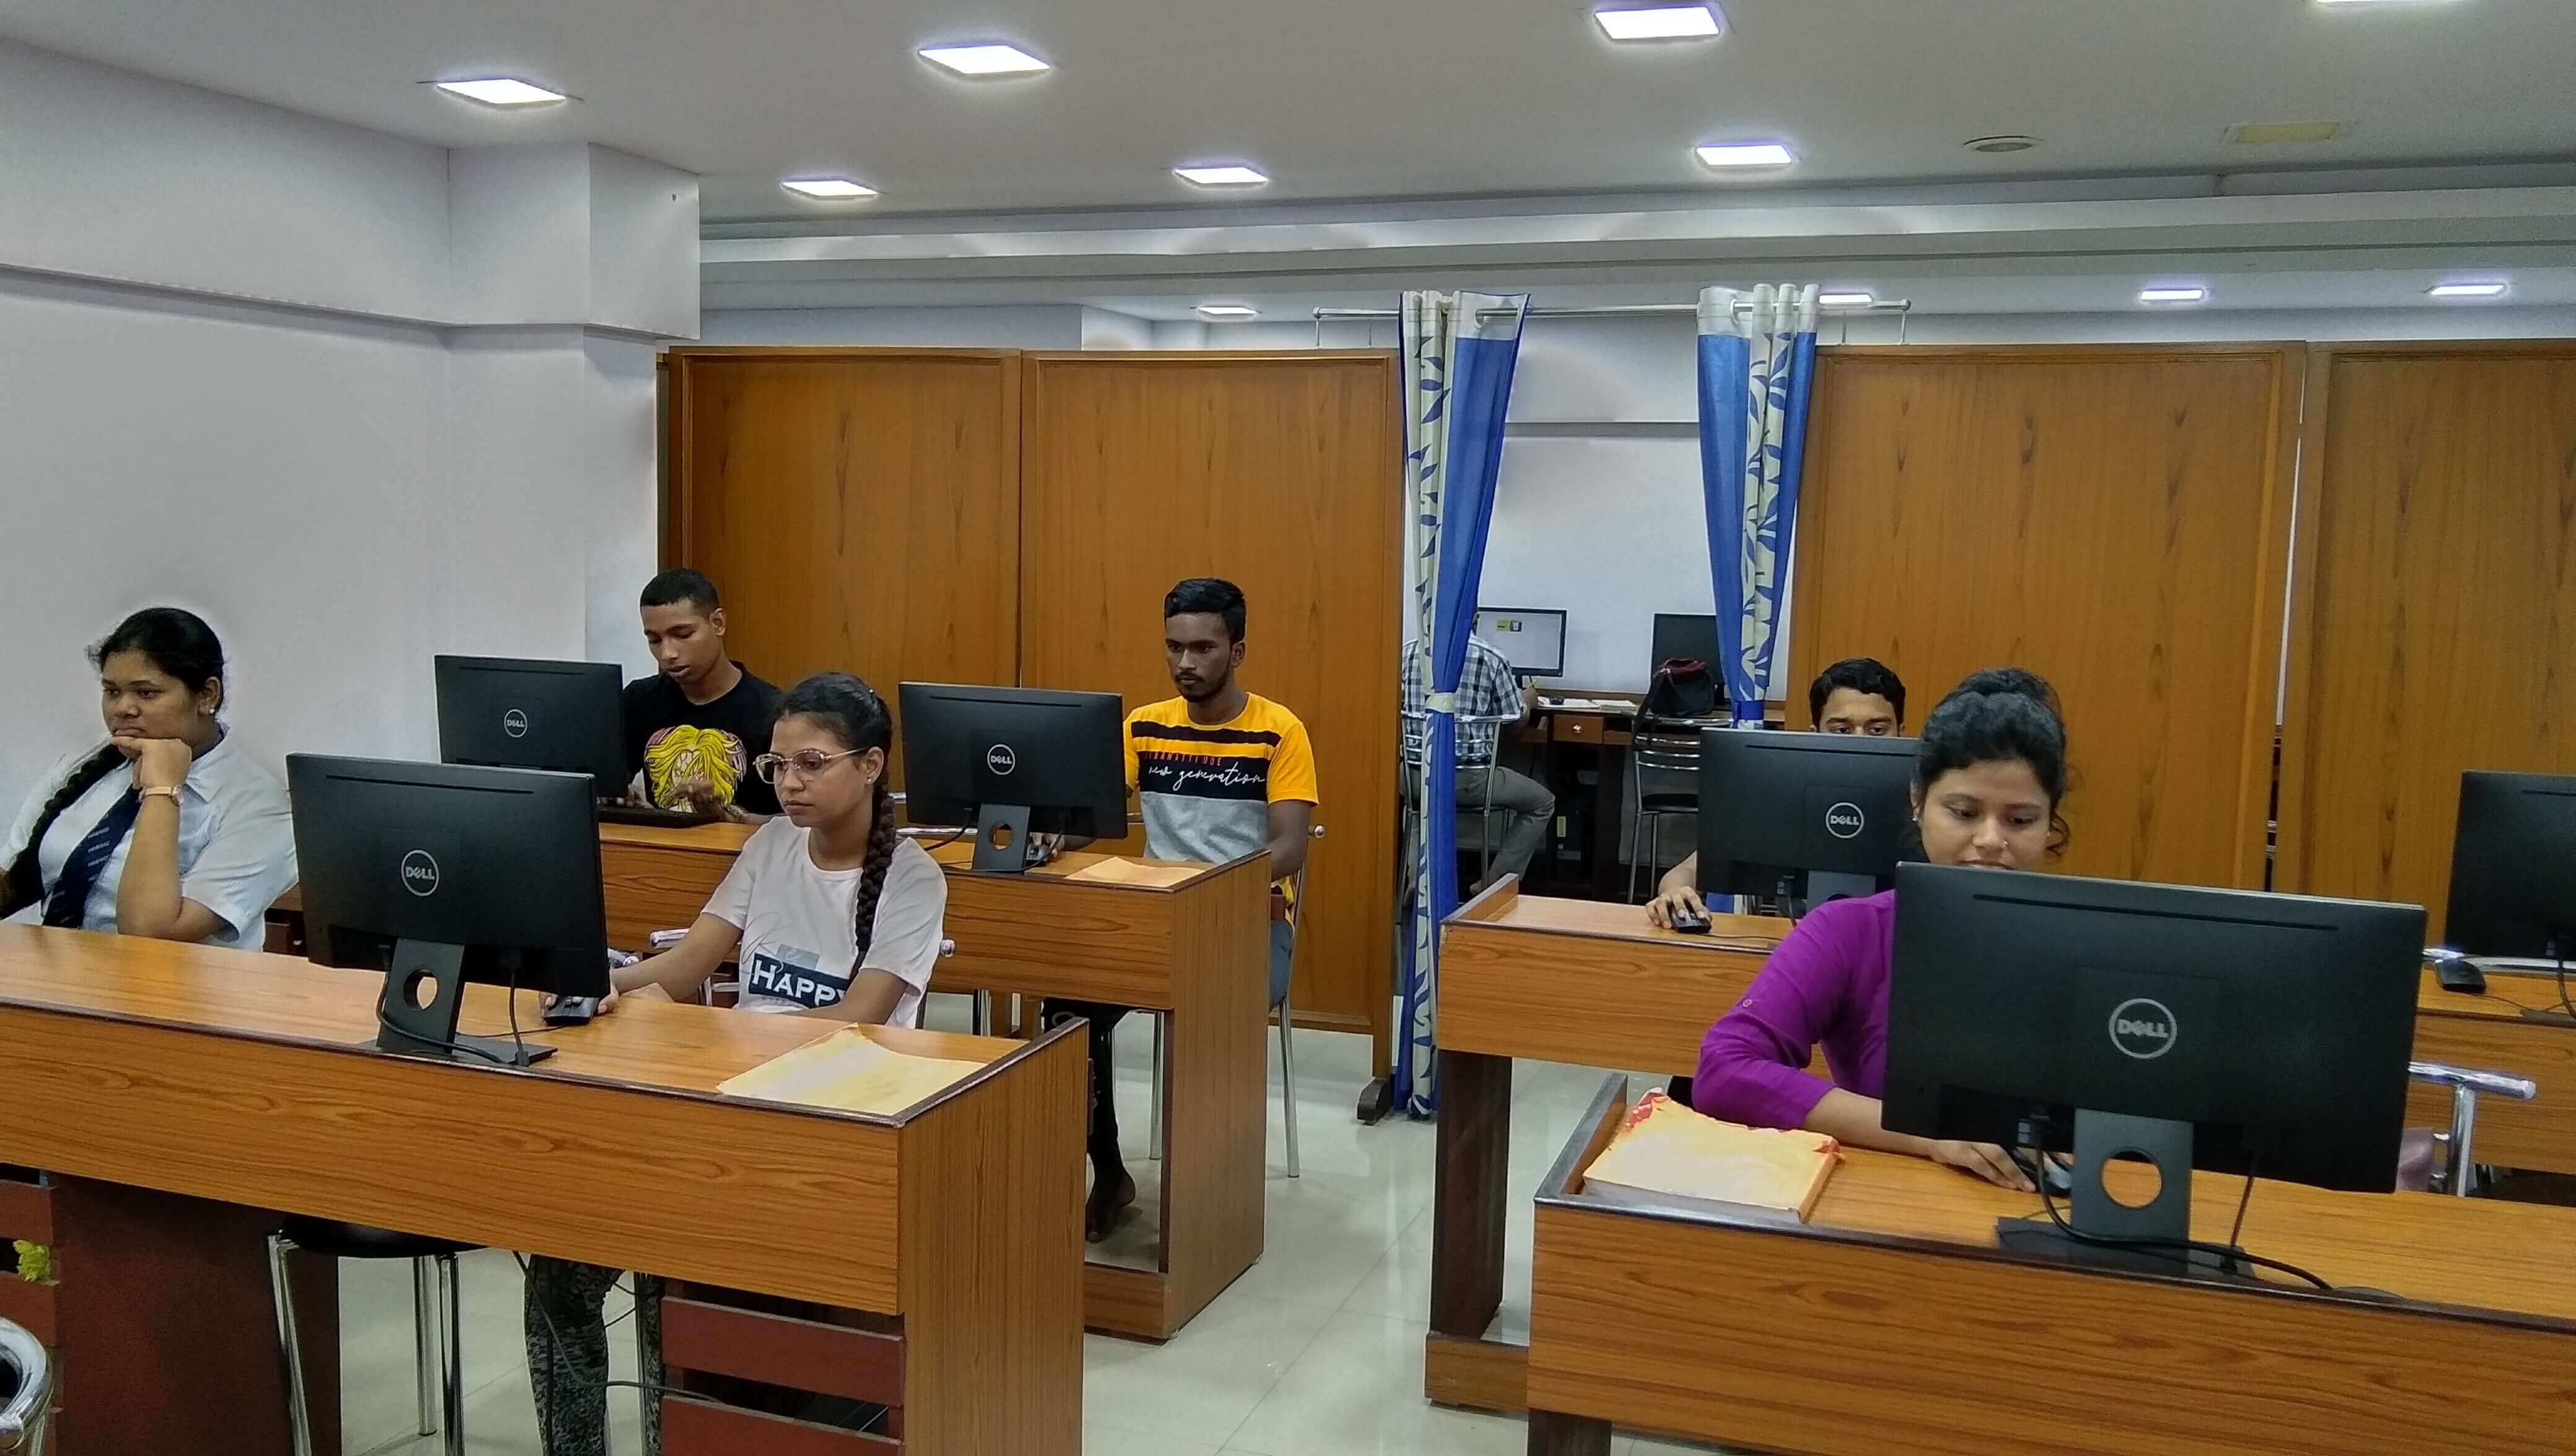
left=742, top=942, right=852, bottom=1010
left=643, top=724, right=747, bottom=810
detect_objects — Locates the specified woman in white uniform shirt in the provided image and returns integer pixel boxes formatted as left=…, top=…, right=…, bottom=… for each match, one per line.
left=1, top=608, right=294, bottom=948
left=524, top=671, right=946, bottom=1456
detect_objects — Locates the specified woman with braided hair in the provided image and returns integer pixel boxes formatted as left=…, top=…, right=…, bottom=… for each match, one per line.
left=3, top=607, right=293, bottom=948
left=525, top=671, right=945, bottom=1456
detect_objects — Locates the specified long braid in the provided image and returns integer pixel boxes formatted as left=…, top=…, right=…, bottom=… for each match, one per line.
left=850, top=778, right=897, bottom=965
left=1, top=745, right=125, bottom=918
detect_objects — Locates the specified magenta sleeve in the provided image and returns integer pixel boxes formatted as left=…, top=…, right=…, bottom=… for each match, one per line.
left=1689, top=912, right=1855, bottom=1129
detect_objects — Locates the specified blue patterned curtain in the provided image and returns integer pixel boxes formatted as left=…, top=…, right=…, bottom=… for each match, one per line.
left=1395, top=290, right=1528, bottom=1118
left=1697, top=284, right=1820, bottom=723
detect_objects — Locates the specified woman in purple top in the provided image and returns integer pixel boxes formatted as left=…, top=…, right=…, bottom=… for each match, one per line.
left=1692, top=669, right=2070, bottom=1190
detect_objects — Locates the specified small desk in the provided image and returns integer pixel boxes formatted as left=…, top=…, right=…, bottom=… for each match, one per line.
left=2412, top=967, right=2576, bottom=1174
left=923, top=843, right=1273, bottom=1342
left=0, top=925, right=1084, bottom=1455
left=573, top=826, right=1271, bottom=1340
left=278, top=823, right=1276, bottom=1340
left=1525, top=1072, right=2576, bottom=1455
left=1428, top=879, right=1789, bottom=1413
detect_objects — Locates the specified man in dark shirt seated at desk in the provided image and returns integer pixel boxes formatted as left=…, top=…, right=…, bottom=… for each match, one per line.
left=1646, top=656, right=1906, bottom=927
left=621, top=568, right=783, bottom=820
left=1403, top=631, right=1554, bottom=889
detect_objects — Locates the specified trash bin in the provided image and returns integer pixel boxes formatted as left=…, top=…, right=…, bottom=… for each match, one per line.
left=0, top=1317, right=49, bottom=1454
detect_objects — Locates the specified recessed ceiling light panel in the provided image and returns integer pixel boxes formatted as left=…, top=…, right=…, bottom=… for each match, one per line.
left=1196, top=305, right=1261, bottom=320
left=1175, top=164, right=1270, bottom=187
left=2229, top=120, right=2346, bottom=144
left=2139, top=285, right=2210, bottom=305
left=2427, top=280, right=2509, bottom=298
left=1594, top=5, right=1725, bottom=40
left=781, top=177, right=878, bottom=201
left=1694, top=141, right=1795, bottom=169
left=918, top=43, right=1051, bottom=76
left=433, top=77, right=568, bottom=107
left=1816, top=291, right=1877, bottom=308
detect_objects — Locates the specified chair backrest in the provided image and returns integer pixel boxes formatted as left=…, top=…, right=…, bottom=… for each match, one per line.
left=1630, top=722, right=1705, bottom=776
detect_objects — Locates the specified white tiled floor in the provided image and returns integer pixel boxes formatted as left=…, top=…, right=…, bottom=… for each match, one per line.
left=336, top=1000, right=1731, bottom=1455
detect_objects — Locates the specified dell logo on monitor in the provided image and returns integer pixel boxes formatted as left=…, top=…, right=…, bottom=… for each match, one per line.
left=501, top=708, right=531, bottom=739
left=1823, top=802, right=1866, bottom=840
left=985, top=743, right=1017, bottom=776
left=2108, top=997, right=2177, bottom=1060
left=399, top=849, right=442, bottom=898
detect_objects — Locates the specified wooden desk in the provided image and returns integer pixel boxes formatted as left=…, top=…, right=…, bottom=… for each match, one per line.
left=2413, top=967, right=2576, bottom=1173
left=1525, top=1072, right=2576, bottom=1455
left=1429, top=879, right=1788, bottom=1413
left=1430, top=885, right=2576, bottom=1418
left=0, top=925, right=1083, bottom=1455
left=923, top=843, right=1273, bottom=1342
left=279, top=823, right=1276, bottom=1340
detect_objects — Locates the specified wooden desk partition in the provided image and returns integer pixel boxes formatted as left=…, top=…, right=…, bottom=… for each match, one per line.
left=1019, top=350, right=1401, bottom=1071
left=1793, top=344, right=2302, bottom=891
left=928, top=843, right=1274, bottom=1340
left=2275, top=342, right=2576, bottom=937
left=1525, top=1072, right=2576, bottom=1455
left=0, top=925, right=1083, bottom=1455
left=1429, top=879, right=1786, bottom=1414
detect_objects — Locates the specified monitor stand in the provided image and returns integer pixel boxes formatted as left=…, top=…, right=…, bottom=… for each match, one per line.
left=972, top=804, right=1033, bottom=874
left=1994, top=1109, right=2250, bottom=1281
left=375, top=939, right=553, bottom=1067
left=1791, top=870, right=1879, bottom=917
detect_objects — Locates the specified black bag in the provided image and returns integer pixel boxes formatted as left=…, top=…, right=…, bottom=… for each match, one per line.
left=1643, top=657, right=1720, bottom=721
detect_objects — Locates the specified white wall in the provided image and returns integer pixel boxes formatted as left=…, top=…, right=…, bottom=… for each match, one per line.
left=0, top=41, right=692, bottom=820
left=698, top=306, right=1086, bottom=347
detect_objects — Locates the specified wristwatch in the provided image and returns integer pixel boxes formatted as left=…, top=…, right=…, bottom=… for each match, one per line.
left=137, top=786, right=182, bottom=807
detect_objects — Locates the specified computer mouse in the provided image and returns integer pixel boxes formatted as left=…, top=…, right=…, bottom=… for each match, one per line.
left=1669, top=907, right=1712, bottom=935
left=543, top=996, right=601, bottom=1027
left=2041, top=1159, right=2074, bottom=1198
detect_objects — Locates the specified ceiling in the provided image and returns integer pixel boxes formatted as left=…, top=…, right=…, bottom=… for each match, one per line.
left=6, top=0, right=2575, bottom=222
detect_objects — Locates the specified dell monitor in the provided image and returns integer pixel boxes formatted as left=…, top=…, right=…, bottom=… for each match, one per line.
left=899, top=683, right=1128, bottom=874
left=435, top=656, right=625, bottom=796
left=1884, top=862, right=2422, bottom=1276
left=1650, top=612, right=1718, bottom=674
left=287, top=755, right=612, bottom=1066
left=1696, top=730, right=1918, bottom=913
left=1472, top=607, right=1568, bottom=679
left=2445, top=770, right=2576, bottom=963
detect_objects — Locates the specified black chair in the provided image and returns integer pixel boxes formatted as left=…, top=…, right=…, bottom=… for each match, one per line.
left=269, top=1217, right=473, bottom=1456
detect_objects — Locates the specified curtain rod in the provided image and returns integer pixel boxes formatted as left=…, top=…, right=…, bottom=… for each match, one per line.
left=1308, top=298, right=1913, bottom=344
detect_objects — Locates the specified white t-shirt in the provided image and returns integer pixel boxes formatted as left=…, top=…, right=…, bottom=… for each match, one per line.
left=2, top=735, right=297, bottom=950
left=704, top=820, right=946, bottom=1027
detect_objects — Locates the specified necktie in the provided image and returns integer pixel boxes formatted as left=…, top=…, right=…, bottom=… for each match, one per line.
left=43, top=787, right=144, bottom=930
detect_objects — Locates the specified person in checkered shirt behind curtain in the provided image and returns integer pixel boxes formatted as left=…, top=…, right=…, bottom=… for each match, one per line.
left=1401, top=631, right=1554, bottom=889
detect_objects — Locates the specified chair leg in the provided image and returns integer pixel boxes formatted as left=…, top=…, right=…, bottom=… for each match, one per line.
left=1147, top=1013, right=1167, bottom=1161
left=266, top=1236, right=318, bottom=1456
left=412, top=1256, right=438, bottom=1437
left=1277, top=990, right=1301, bottom=1178
left=435, top=1253, right=465, bottom=1456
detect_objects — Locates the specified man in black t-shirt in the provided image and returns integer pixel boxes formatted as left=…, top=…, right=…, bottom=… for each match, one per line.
left=622, top=569, right=783, bottom=819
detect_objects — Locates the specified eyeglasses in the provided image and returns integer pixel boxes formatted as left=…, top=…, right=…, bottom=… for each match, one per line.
left=752, top=748, right=863, bottom=784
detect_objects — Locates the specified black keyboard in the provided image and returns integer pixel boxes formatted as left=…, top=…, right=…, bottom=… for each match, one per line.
left=596, top=802, right=727, bottom=829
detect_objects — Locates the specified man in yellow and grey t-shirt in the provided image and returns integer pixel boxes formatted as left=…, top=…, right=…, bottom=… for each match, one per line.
left=1050, top=576, right=1318, bottom=1241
